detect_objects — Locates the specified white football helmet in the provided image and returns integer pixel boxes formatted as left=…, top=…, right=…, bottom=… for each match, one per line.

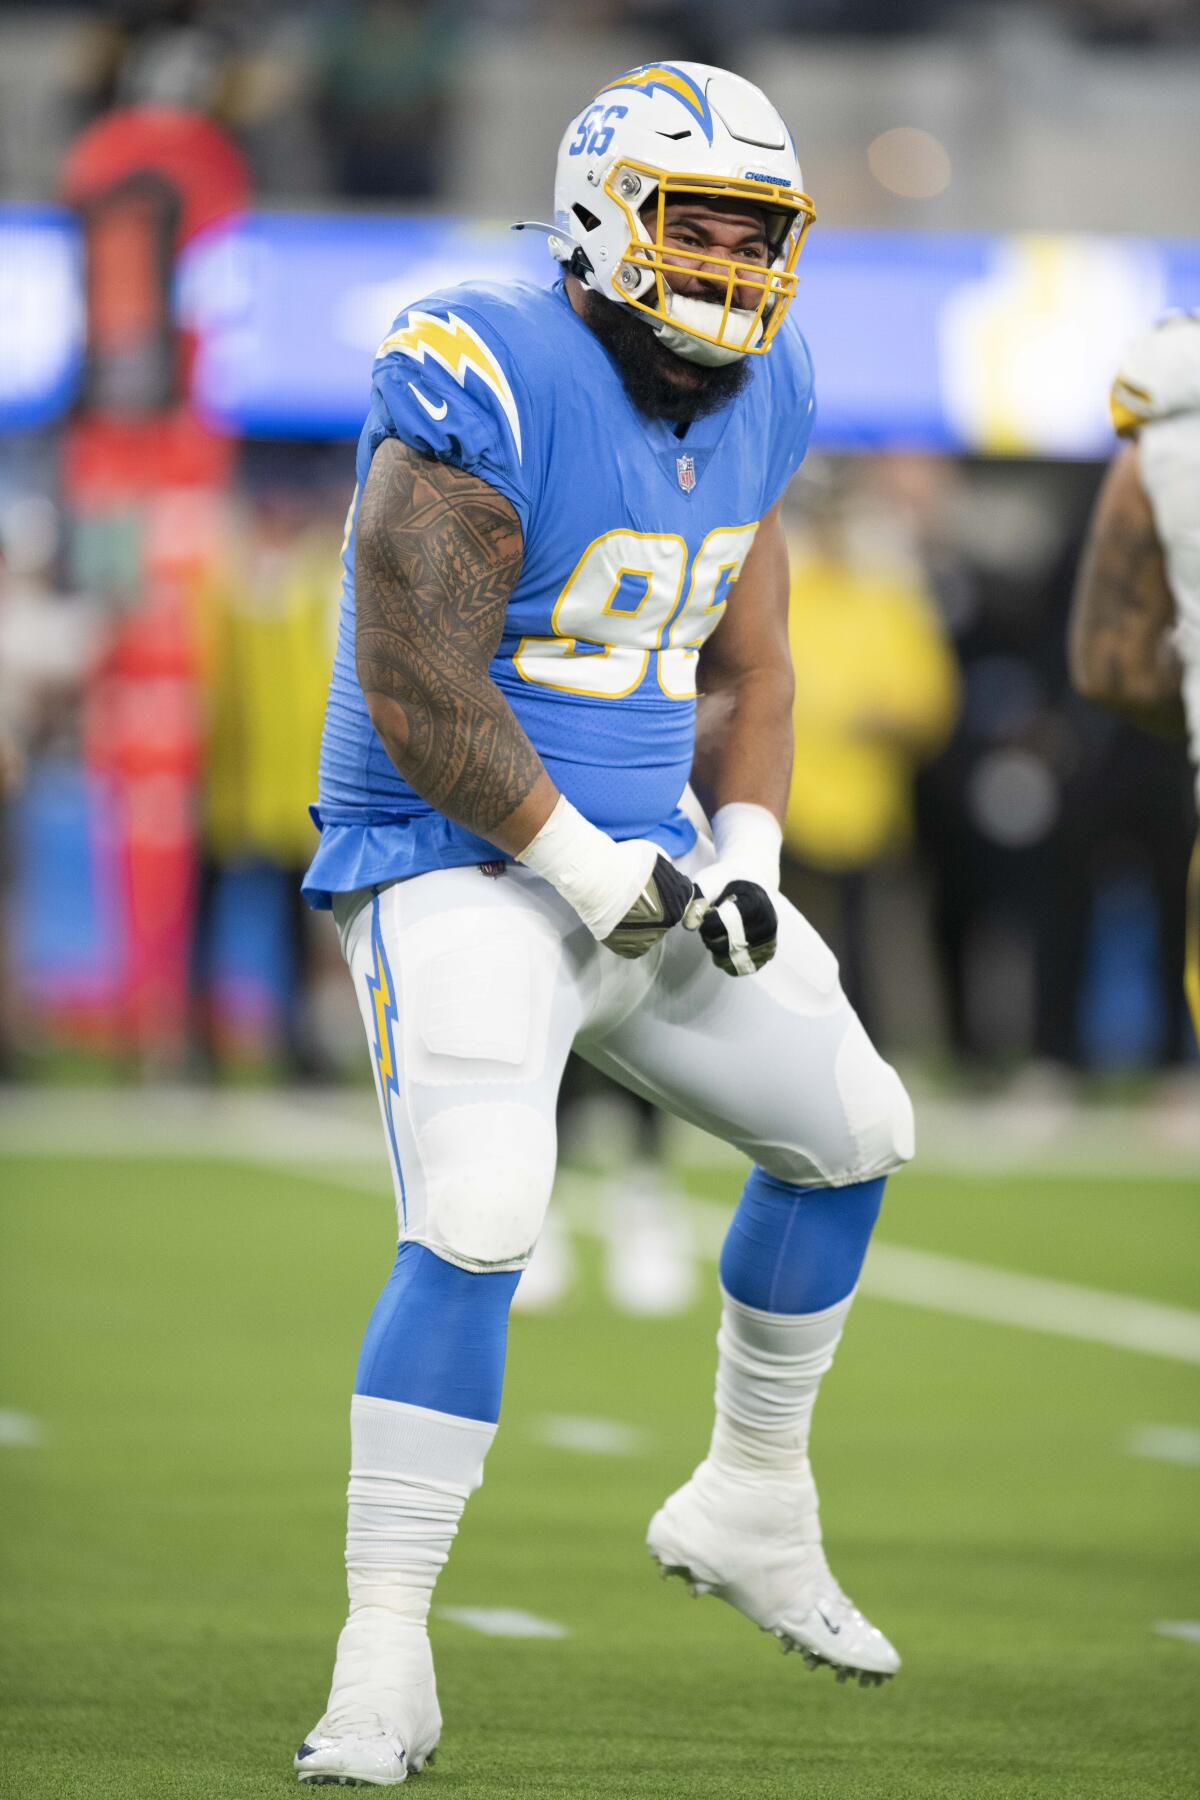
left=1110, top=310, right=1200, bottom=437
left=545, top=62, right=815, bottom=367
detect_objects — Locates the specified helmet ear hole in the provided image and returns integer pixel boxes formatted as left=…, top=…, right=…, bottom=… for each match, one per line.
left=571, top=203, right=601, bottom=233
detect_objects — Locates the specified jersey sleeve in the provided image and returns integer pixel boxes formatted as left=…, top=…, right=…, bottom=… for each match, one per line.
left=762, top=321, right=817, bottom=511
left=365, top=296, right=533, bottom=532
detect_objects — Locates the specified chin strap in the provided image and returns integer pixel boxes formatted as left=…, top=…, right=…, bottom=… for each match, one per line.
left=651, top=293, right=764, bottom=367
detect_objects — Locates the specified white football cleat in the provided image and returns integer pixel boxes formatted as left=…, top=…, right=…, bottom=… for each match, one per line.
left=296, top=1607, right=441, bottom=1785
left=646, top=1458, right=900, bottom=1685
left=294, top=1720, right=430, bottom=1786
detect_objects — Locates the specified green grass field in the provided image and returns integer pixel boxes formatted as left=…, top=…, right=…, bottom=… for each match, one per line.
left=2, top=1140, right=1198, bottom=1798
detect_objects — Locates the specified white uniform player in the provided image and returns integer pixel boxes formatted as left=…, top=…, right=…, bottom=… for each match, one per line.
left=1073, top=311, right=1200, bottom=1036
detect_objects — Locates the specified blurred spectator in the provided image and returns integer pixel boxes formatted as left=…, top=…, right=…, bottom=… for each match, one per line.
left=66, top=1, right=330, bottom=197
left=1051, top=0, right=1200, bottom=45
left=0, top=496, right=96, bottom=778
left=613, top=0, right=956, bottom=46
left=913, top=459, right=1195, bottom=1073
left=70, top=1, right=244, bottom=122
left=780, top=457, right=960, bottom=1036
left=316, top=0, right=462, bottom=201
left=0, top=496, right=101, bottom=1069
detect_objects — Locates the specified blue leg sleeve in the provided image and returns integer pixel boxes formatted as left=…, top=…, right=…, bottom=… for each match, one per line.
left=355, top=1242, right=520, bottom=1424
left=719, top=1168, right=886, bottom=1315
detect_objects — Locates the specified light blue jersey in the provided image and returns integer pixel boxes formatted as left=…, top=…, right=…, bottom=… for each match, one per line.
left=303, top=277, right=815, bottom=907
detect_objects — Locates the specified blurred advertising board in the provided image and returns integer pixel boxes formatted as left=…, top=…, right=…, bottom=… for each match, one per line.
left=2, top=205, right=1197, bottom=456
left=0, top=205, right=83, bottom=431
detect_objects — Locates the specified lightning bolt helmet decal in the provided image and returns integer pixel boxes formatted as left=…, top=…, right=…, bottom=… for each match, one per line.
left=596, top=63, right=715, bottom=144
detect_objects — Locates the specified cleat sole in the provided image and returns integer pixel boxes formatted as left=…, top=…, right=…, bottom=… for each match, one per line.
left=651, top=1548, right=896, bottom=1686
left=775, top=1626, right=895, bottom=1684
left=297, top=1739, right=437, bottom=1787
left=299, top=1780, right=379, bottom=1789
left=298, top=1776, right=413, bottom=1788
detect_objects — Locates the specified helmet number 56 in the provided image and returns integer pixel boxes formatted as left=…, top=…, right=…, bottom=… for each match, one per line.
left=568, top=103, right=628, bottom=159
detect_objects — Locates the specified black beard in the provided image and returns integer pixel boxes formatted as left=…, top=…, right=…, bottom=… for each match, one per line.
left=580, top=290, right=754, bottom=424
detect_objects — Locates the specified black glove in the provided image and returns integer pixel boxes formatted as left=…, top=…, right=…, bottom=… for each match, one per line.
left=685, top=879, right=778, bottom=977
left=602, top=854, right=699, bottom=959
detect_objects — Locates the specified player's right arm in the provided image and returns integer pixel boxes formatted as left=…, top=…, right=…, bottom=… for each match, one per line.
left=1068, top=442, right=1186, bottom=739
left=354, top=435, right=693, bottom=954
left=355, top=436, right=555, bottom=854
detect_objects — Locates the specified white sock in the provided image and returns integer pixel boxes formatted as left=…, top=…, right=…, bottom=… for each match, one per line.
left=708, top=1286, right=854, bottom=1478
left=320, top=1395, right=496, bottom=1731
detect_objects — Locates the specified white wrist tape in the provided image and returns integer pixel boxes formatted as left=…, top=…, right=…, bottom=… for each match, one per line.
left=516, top=795, right=656, bottom=940
left=711, top=803, right=783, bottom=893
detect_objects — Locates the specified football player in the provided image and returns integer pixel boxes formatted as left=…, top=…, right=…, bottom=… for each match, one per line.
left=1069, top=312, right=1200, bottom=1040
left=295, top=62, right=914, bottom=1786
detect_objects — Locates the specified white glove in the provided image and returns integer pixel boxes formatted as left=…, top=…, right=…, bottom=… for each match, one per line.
left=517, top=796, right=696, bottom=958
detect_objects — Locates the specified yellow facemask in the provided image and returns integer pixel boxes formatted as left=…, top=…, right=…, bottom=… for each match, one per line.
left=603, top=161, right=816, bottom=359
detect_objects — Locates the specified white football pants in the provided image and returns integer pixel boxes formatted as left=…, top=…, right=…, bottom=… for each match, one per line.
left=334, top=849, right=914, bottom=1275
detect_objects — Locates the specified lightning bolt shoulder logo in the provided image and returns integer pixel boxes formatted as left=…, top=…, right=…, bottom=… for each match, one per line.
left=377, top=310, right=523, bottom=464
left=366, top=895, right=407, bottom=1222
left=596, top=63, right=715, bottom=144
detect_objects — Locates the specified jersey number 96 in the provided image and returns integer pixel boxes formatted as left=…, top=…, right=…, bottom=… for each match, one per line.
left=513, top=525, right=757, bottom=702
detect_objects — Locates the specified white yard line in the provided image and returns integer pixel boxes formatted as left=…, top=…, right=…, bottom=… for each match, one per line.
left=860, top=1243, right=1200, bottom=1365
left=439, top=1607, right=568, bottom=1639
left=555, top=1177, right=1200, bottom=1368
left=2, top=1083, right=1199, bottom=1177
left=531, top=1415, right=648, bottom=1457
left=0, top=1087, right=384, bottom=1167
left=0, top=1410, right=44, bottom=1448
left=1126, top=1425, right=1200, bottom=1466
left=1154, top=1620, right=1200, bottom=1645
left=4, top=1087, right=1199, bottom=1366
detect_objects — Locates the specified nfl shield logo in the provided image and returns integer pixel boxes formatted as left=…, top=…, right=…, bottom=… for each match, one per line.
left=676, top=454, right=696, bottom=493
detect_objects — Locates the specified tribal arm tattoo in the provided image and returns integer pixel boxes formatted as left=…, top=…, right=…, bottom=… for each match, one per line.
left=1069, top=443, right=1185, bottom=740
left=355, top=438, right=556, bottom=853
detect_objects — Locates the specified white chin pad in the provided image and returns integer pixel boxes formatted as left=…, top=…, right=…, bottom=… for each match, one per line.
left=650, top=293, right=764, bottom=366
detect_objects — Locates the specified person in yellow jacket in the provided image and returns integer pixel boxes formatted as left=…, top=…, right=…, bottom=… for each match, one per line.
left=781, top=461, right=960, bottom=1030
left=200, top=500, right=334, bottom=872
left=192, top=475, right=340, bottom=1071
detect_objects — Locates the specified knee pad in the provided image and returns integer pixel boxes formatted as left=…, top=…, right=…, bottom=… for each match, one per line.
left=833, top=1022, right=915, bottom=1180
left=414, top=1102, right=557, bottom=1272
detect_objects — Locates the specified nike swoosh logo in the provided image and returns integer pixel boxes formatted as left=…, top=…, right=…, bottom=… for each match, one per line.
left=408, top=382, right=448, bottom=421
left=816, top=1608, right=841, bottom=1635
